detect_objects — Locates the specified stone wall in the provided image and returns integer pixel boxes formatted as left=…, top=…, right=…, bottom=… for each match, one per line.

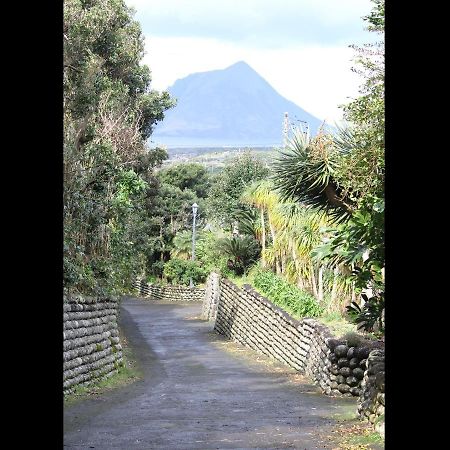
left=203, top=274, right=384, bottom=427
left=133, top=278, right=205, bottom=302
left=201, top=272, right=221, bottom=320
left=358, top=350, right=385, bottom=436
left=63, top=295, right=123, bottom=394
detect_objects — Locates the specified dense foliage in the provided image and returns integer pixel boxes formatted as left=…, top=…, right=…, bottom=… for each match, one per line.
left=253, top=270, right=323, bottom=318
left=271, top=0, right=384, bottom=330
left=64, top=0, right=174, bottom=295
left=205, top=152, right=269, bottom=228
left=63, top=0, right=384, bottom=339
left=163, top=258, right=208, bottom=286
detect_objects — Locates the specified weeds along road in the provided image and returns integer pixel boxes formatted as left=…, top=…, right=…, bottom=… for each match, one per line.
left=63, top=297, right=373, bottom=449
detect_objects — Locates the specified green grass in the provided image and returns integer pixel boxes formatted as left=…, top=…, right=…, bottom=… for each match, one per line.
left=343, top=427, right=385, bottom=448
left=317, top=311, right=358, bottom=337
left=64, top=330, right=142, bottom=406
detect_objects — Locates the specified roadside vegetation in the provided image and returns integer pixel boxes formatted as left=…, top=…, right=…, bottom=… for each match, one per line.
left=64, top=0, right=384, bottom=341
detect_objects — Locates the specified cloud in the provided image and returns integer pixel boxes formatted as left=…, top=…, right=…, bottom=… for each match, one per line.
left=143, top=36, right=363, bottom=124
left=125, top=0, right=376, bottom=47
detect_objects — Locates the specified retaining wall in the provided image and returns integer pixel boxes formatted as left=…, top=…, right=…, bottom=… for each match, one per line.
left=133, top=278, right=205, bottom=302
left=358, top=350, right=385, bottom=436
left=203, top=273, right=385, bottom=428
left=63, top=295, right=123, bottom=394
left=201, top=272, right=221, bottom=320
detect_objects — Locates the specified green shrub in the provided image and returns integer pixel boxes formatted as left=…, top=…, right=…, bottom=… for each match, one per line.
left=163, top=258, right=208, bottom=286
left=253, top=270, right=323, bottom=318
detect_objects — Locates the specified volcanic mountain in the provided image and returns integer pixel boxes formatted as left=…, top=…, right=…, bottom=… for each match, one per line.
left=151, top=61, right=324, bottom=147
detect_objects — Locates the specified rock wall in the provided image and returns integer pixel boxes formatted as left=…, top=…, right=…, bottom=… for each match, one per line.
left=201, top=272, right=221, bottom=320
left=358, top=350, right=385, bottom=436
left=203, top=275, right=384, bottom=426
left=134, top=278, right=205, bottom=302
left=63, top=295, right=123, bottom=394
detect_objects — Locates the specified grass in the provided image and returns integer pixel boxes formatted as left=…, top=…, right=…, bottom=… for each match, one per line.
left=340, top=426, right=385, bottom=449
left=64, top=329, right=142, bottom=406
left=317, top=311, right=358, bottom=337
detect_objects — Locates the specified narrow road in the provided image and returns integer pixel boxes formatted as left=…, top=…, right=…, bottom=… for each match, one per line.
left=64, top=297, right=364, bottom=449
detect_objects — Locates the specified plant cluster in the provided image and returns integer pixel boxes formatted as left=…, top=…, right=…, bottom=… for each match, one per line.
left=163, top=258, right=208, bottom=286
left=253, top=270, right=323, bottom=318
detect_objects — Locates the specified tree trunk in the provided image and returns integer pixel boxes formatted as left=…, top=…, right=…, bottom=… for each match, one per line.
left=310, top=264, right=319, bottom=299
left=268, top=219, right=281, bottom=274
left=318, top=265, right=324, bottom=302
left=261, top=209, right=266, bottom=268
left=330, top=265, right=339, bottom=305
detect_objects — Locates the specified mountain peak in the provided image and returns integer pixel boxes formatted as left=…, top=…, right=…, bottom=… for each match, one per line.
left=225, top=61, right=254, bottom=72
left=153, top=62, right=323, bottom=147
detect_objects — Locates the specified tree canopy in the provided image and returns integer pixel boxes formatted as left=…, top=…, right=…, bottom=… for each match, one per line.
left=64, top=0, right=174, bottom=295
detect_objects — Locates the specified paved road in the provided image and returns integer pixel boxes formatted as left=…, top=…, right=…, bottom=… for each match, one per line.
left=64, top=297, right=364, bottom=449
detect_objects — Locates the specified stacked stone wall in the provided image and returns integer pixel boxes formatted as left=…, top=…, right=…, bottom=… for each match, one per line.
left=63, top=295, right=123, bottom=394
left=358, top=349, right=385, bottom=436
left=203, top=274, right=384, bottom=427
left=134, top=278, right=205, bottom=302
left=201, top=272, right=220, bottom=320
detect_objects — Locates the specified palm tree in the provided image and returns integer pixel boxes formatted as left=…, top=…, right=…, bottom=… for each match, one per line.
left=241, top=180, right=279, bottom=269
left=217, top=235, right=260, bottom=276
left=171, top=230, right=195, bottom=260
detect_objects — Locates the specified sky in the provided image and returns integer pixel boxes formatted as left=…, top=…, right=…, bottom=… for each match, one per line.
left=124, top=0, right=378, bottom=125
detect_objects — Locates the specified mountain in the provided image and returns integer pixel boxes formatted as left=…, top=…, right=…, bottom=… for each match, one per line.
left=151, top=61, right=325, bottom=148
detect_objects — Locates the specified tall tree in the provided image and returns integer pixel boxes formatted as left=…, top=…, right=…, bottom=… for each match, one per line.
left=64, top=0, right=175, bottom=294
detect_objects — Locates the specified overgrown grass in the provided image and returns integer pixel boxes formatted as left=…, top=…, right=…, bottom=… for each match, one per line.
left=64, top=330, right=142, bottom=406
left=317, top=311, right=358, bottom=337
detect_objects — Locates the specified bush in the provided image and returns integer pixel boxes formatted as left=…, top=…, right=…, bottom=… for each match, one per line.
left=253, top=270, right=323, bottom=317
left=163, top=258, right=208, bottom=286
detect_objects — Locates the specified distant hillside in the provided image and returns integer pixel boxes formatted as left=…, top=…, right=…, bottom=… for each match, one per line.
left=151, top=61, right=325, bottom=148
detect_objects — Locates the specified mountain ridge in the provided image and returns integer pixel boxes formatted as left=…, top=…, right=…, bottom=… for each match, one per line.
left=152, top=61, right=325, bottom=147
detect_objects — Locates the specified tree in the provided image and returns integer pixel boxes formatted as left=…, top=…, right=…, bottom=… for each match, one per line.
left=63, top=0, right=175, bottom=295
left=206, top=151, right=269, bottom=228
left=157, top=163, right=211, bottom=198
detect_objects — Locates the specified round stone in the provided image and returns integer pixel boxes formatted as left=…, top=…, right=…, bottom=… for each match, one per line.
left=338, top=384, right=350, bottom=393
left=334, top=344, right=349, bottom=358
left=359, top=358, right=367, bottom=369
left=336, top=375, right=346, bottom=384
left=327, top=338, right=343, bottom=350
left=368, top=362, right=385, bottom=376
left=337, top=358, right=349, bottom=368
left=356, top=346, right=371, bottom=359
left=349, top=357, right=359, bottom=369
left=339, top=367, right=351, bottom=377
left=349, top=386, right=361, bottom=396
left=347, top=347, right=356, bottom=359
left=352, top=368, right=365, bottom=380
left=346, top=376, right=359, bottom=387
left=375, top=371, right=385, bottom=391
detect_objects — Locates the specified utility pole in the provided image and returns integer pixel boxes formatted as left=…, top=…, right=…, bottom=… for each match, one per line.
left=283, top=112, right=289, bottom=148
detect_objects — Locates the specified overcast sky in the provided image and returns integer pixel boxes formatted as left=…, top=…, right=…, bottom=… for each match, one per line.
left=124, top=0, right=378, bottom=125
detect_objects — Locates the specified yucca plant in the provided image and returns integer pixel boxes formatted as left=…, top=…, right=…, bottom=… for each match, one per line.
left=272, top=129, right=354, bottom=223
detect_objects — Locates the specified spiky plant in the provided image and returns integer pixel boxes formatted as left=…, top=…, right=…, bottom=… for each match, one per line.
left=272, top=129, right=354, bottom=222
